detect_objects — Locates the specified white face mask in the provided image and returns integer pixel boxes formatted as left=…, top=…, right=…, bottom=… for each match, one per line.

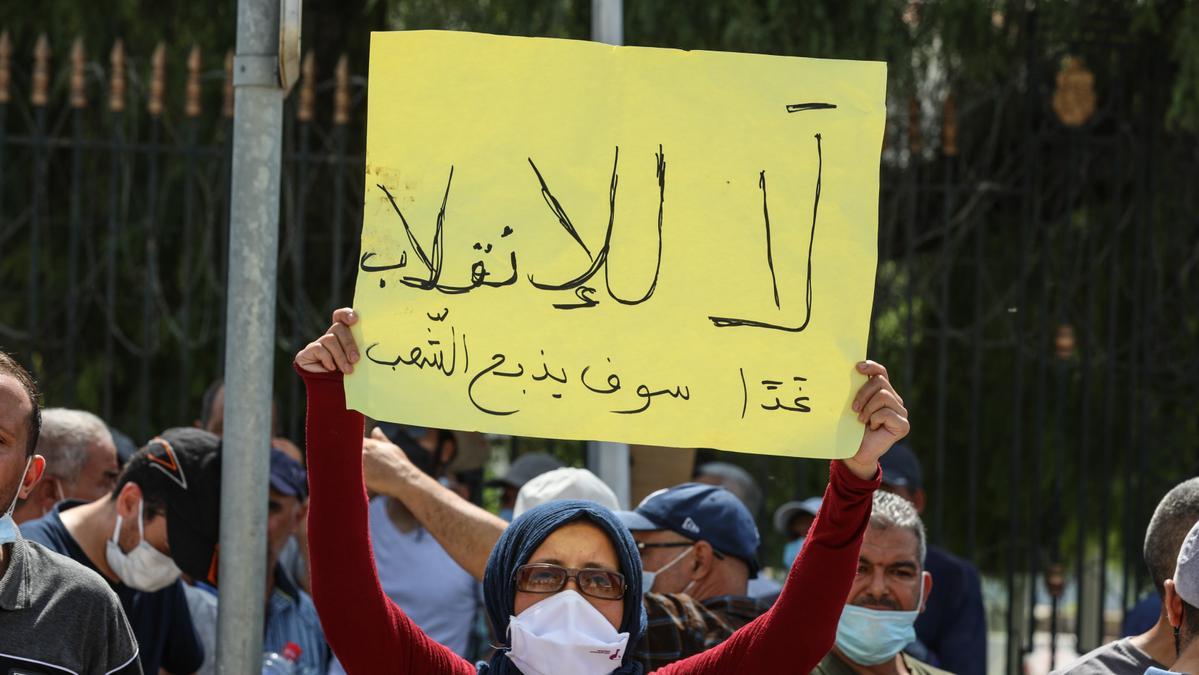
left=105, top=499, right=182, bottom=592
left=506, top=590, right=630, bottom=675
left=641, top=545, right=695, bottom=596
left=0, top=458, right=32, bottom=545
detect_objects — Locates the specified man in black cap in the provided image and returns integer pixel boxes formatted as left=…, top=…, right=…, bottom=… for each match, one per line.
left=618, top=483, right=771, bottom=670
left=23, top=427, right=221, bottom=675
left=485, top=452, right=564, bottom=521
left=879, top=442, right=987, bottom=675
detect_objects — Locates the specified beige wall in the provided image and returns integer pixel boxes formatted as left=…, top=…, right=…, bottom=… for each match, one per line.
left=629, top=445, right=696, bottom=505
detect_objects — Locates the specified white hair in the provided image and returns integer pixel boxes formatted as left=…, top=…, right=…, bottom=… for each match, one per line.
left=35, top=408, right=112, bottom=485
left=870, top=490, right=927, bottom=565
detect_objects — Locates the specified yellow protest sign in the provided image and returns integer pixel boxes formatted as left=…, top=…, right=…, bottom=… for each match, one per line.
left=346, top=30, right=886, bottom=458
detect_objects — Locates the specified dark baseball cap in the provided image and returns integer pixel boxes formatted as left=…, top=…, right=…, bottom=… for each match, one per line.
left=485, top=452, right=565, bottom=490
left=618, top=483, right=761, bottom=577
left=108, top=426, right=138, bottom=467
left=879, top=442, right=923, bottom=491
left=121, top=427, right=222, bottom=584
left=269, top=447, right=308, bottom=500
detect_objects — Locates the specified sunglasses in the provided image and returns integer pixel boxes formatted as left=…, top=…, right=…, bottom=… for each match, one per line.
left=514, top=563, right=627, bottom=600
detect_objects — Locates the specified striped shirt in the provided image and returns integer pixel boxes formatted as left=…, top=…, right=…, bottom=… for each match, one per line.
left=262, top=566, right=329, bottom=674
left=187, top=565, right=328, bottom=675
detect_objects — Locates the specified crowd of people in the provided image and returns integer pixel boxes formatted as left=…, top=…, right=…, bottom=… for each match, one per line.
left=0, top=308, right=1196, bottom=675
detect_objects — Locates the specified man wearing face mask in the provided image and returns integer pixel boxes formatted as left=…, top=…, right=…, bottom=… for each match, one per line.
left=617, top=482, right=770, bottom=670
left=0, top=352, right=142, bottom=673
left=774, top=496, right=823, bottom=569
left=879, top=443, right=986, bottom=674
left=22, top=427, right=222, bottom=675
left=811, top=490, right=948, bottom=675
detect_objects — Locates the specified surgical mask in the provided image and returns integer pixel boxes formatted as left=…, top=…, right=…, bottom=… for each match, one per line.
left=506, top=589, right=630, bottom=675
left=105, top=499, right=182, bottom=592
left=641, top=545, right=695, bottom=596
left=0, top=458, right=32, bottom=546
left=782, top=537, right=805, bottom=569
left=834, top=578, right=925, bottom=666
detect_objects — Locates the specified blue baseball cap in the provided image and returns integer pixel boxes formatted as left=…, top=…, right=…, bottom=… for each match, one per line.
left=618, top=483, right=761, bottom=577
left=879, top=442, right=923, bottom=491
left=269, top=447, right=308, bottom=500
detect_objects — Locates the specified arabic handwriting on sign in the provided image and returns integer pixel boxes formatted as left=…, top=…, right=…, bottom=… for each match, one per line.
left=530, top=350, right=568, bottom=384
left=367, top=172, right=521, bottom=294
left=449, top=345, right=692, bottom=418
left=580, top=360, right=622, bottom=395
left=363, top=144, right=665, bottom=312
left=612, top=383, right=691, bottom=415
left=360, top=251, right=409, bottom=289
left=738, top=369, right=811, bottom=416
left=760, top=376, right=811, bottom=413
left=709, top=132, right=825, bottom=332
left=526, top=145, right=666, bottom=310
left=363, top=324, right=468, bottom=379
left=467, top=353, right=524, bottom=416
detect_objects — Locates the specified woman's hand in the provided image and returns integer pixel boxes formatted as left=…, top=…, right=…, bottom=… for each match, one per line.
left=843, top=360, right=909, bottom=480
left=295, top=308, right=360, bottom=374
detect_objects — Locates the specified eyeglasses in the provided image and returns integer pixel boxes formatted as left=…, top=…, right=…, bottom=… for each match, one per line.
left=635, top=540, right=724, bottom=560
left=514, top=563, right=627, bottom=600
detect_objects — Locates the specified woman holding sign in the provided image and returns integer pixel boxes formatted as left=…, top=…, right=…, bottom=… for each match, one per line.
left=296, top=308, right=909, bottom=674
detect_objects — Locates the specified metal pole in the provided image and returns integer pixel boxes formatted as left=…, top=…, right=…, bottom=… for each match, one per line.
left=592, top=0, right=623, bottom=46
left=216, top=0, right=285, bottom=671
left=587, top=0, right=630, bottom=509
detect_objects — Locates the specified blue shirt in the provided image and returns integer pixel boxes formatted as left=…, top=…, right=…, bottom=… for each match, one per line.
left=21, top=500, right=204, bottom=675
left=262, top=565, right=329, bottom=674
left=1123, top=593, right=1162, bottom=637
left=913, top=544, right=988, bottom=675
left=185, top=567, right=328, bottom=675
left=1145, top=667, right=1177, bottom=675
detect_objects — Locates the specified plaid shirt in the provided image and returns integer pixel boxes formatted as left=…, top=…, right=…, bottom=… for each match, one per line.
left=634, top=592, right=770, bottom=670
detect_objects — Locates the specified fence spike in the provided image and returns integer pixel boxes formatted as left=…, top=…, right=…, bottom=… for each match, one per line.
left=1052, top=56, right=1096, bottom=128
left=110, top=40, right=126, bottom=112
left=334, top=54, right=350, bottom=125
left=942, top=92, right=958, bottom=157
left=0, top=31, right=11, bottom=104
left=148, top=42, right=166, bottom=116
left=298, top=50, right=316, bottom=122
left=32, top=33, right=49, bottom=107
left=186, top=45, right=202, bottom=118
left=1055, top=324, right=1076, bottom=360
left=223, top=49, right=234, bottom=118
left=70, top=37, right=87, bottom=109
left=907, top=96, right=922, bottom=156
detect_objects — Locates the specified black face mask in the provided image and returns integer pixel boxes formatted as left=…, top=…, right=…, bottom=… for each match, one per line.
left=375, top=423, right=441, bottom=477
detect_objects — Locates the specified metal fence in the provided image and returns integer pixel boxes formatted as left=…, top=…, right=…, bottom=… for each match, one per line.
left=1, top=13, right=1198, bottom=674
left=0, top=33, right=366, bottom=444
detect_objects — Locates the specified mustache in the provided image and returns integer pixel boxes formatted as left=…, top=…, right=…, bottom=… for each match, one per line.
left=852, top=594, right=902, bottom=610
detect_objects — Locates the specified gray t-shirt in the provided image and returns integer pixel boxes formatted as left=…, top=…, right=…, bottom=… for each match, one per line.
left=0, top=535, right=142, bottom=674
left=1051, top=638, right=1165, bottom=675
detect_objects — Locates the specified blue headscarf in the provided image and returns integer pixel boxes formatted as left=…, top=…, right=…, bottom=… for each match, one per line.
left=478, top=499, right=647, bottom=675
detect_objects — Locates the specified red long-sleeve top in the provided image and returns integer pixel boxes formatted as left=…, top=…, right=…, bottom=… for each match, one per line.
left=300, top=366, right=879, bottom=674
